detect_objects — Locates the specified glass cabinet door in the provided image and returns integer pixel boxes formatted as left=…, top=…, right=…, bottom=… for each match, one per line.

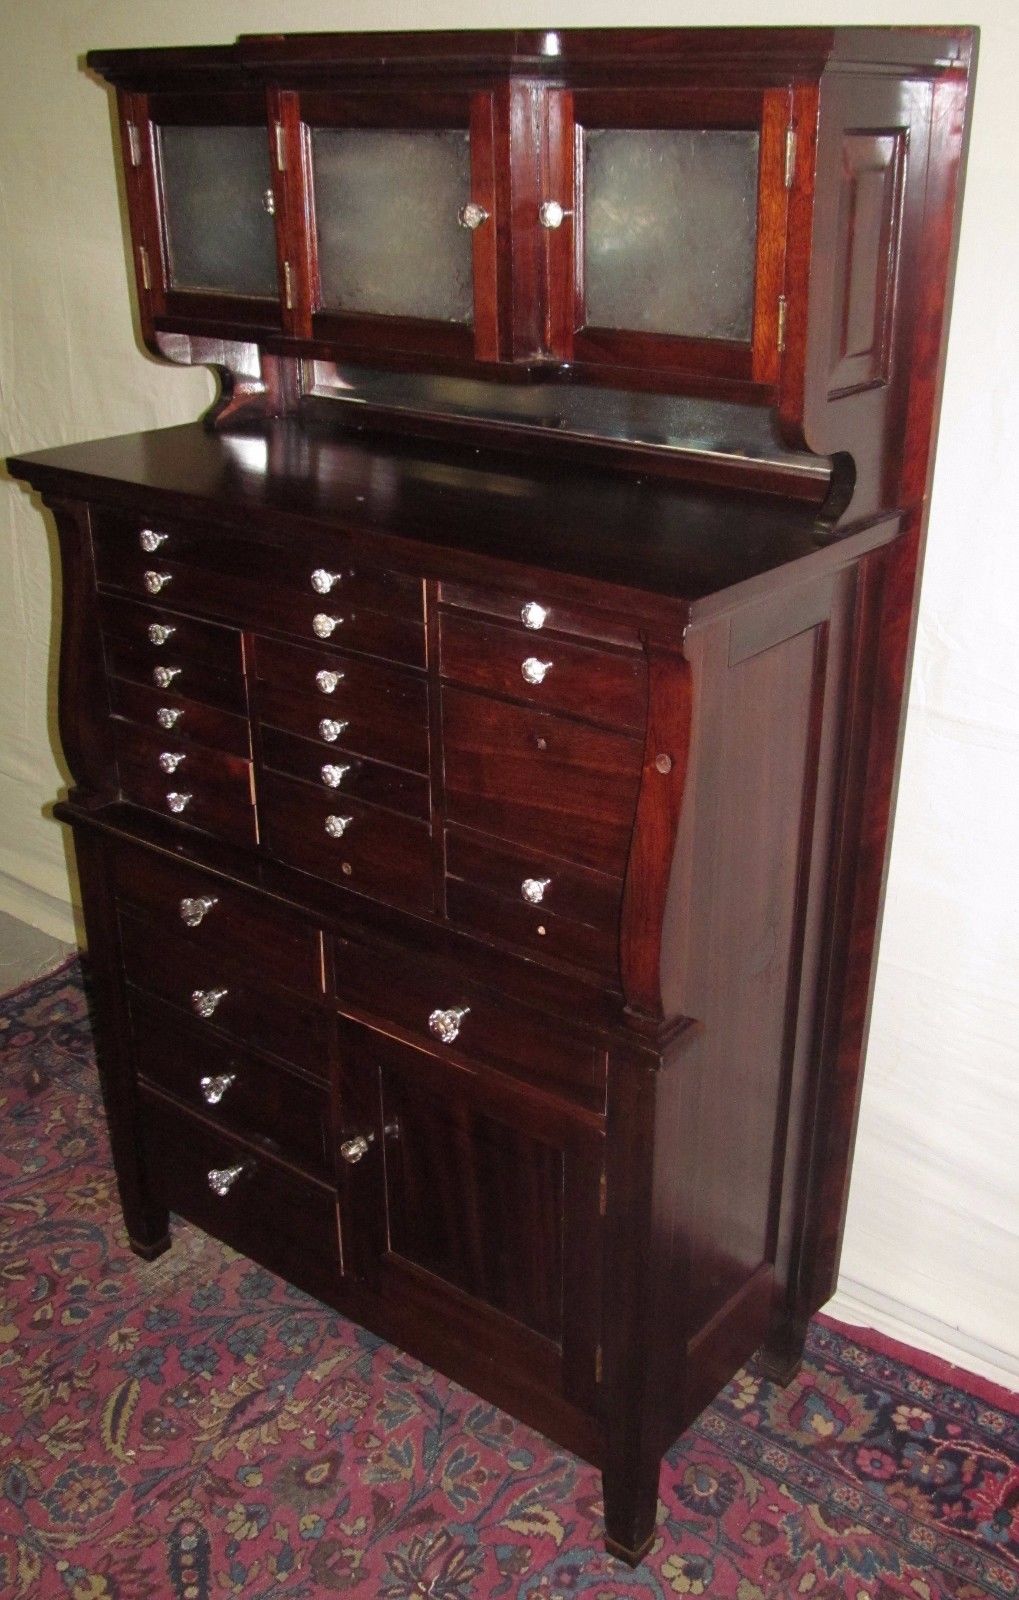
left=290, top=93, right=501, bottom=362
left=544, top=88, right=791, bottom=388
left=135, top=94, right=284, bottom=334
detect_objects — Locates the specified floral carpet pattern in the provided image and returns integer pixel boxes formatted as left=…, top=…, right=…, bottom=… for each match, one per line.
left=1, top=961, right=1017, bottom=1599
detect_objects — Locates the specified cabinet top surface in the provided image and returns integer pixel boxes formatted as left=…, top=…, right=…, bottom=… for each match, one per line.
left=9, top=420, right=891, bottom=614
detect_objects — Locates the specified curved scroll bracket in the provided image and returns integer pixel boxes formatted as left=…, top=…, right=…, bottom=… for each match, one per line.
left=153, top=333, right=300, bottom=430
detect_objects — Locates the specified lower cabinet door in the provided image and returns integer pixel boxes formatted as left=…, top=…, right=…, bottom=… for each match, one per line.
left=336, top=1019, right=603, bottom=1413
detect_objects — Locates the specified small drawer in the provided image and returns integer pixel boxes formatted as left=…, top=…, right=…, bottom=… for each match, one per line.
left=110, top=839, right=322, bottom=997
left=253, top=636, right=429, bottom=773
left=260, top=769, right=434, bottom=915
left=260, top=727, right=430, bottom=821
left=439, top=611, right=646, bottom=732
left=114, top=721, right=256, bottom=847
left=333, top=935, right=606, bottom=1114
left=98, top=592, right=244, bottom=678
left=120, top=913, right=331, bottom=1075
left=445, top=828, right=622, bottom=978
left=138, top=1088, right=340, bottom=1304
left=440, top=581, right=641, bottom=648
left=131, top=992, right=329, bottom=1176
left=104, top=636, right=246, bottom=714
left=108, top=675, right=251, bottom=758
left=442, top=687, right=642, bottom=876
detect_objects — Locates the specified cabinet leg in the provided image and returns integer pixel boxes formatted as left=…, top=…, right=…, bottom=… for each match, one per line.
left=601, top=1460, right=660, bottom=1567
left=757, top=1313, right=809, bottom=1387
left=126, top=1212, right=172, bottom=1262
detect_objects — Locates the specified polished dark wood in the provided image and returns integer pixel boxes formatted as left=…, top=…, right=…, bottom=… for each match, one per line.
left=15, top=22, right=975, bottom=1570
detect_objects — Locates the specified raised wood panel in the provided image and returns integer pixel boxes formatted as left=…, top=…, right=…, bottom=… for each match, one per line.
left=827, top=131, right=905, bottom=399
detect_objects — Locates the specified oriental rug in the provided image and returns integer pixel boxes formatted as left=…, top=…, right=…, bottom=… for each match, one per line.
left=1, top=960, right=1016, bottom=1599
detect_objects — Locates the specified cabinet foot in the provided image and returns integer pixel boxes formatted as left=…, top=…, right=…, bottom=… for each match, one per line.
left=758, top=1314, right=808, bottom=1387
left=601, top=1464, right=659, bottom=1568
left=604, top=1528, right=656, bottom=1568
left=127, top=1217, right=171, bottom=1261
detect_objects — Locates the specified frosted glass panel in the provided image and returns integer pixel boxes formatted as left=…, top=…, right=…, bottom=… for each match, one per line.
left=312, top=129, right=473, bottom=322
left=159, top=125, right=278, bottom=298
left=584, top=129, right=759, bottom=342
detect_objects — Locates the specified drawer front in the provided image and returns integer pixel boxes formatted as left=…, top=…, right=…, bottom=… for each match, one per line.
left=442, top=688, right=642, bottom=875
left=114, top=722, right=256, bottom=847
left=120, top=914, right=330, bottom=1074
left=440, top=581, right=641, bottom=648
left=138, top=1089, right=340, bottom=1304
left=100, top=554, right=424, bottom=666
left=98, top=592, right=244, bottom=678
left=446, top=880, right=619, bottom=979
left=92, top=511, right=422, bottom=622
left=108, top=675, right=251, bottom=758
left=131, top=993, right=329, bottom=1176
left=260, top=727, right=430, bottom=821
left=104, top=636, right=246, bottom=714
left=260, top=770, right=434, bottom=914
left=440, top=611, right=647, bottom=733
left=110, top=840, right=322, bottom=997
left=333, top=935, right=606, bottom=1113
left=253, top=636, right=429, bottom=773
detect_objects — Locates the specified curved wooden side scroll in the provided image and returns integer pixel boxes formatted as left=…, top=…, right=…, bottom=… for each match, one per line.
left=47, top=498, right=117, bottom=801
left=619, top=645, right=695, bottom=1023
left=153, top=334, right=301, bottom=430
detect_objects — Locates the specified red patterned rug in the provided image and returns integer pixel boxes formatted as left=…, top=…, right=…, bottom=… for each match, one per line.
left=1, top=960, right=1017, bottom=1599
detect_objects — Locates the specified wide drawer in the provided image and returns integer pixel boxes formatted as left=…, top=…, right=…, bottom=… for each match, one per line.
left=114, top=721, right=256, bottom=847
left=333, top=934, right=606, bottom=1114
left=131, top=992, right=330, bottom=1177
left=138, top=1088, right=340, bottom=1304
left=440, top=611, right=646, bottom=733
left=104, top=636, right=246, bottom=714
left=108, top=675, right=251, bottom=758
left=253, top=636, right=429, bottom=773
left=110, top=839, right=322, bottom=997
left=98, top=592, right=244, bottom=678
left=120, top=913, right=331, bottom=1074
left=260, top=769, right=434, bottom=914
left=440, top=581, right=641, bottom=648
left=442, top=687, right=642, bottom=875
left=100, top=554, right=425, bottom=666
left=260, top=727, right=430, bottom=820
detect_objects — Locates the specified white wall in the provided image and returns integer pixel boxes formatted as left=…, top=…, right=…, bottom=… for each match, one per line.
left=1, top=1, right=1016, bottom=1387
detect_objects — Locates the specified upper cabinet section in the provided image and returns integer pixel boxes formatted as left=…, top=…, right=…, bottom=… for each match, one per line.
left=90, top=27, right=976, bottom=413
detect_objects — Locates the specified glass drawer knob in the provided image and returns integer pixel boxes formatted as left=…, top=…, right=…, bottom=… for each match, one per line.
left=165, top=791, right=192, bottom=814
left=521, top=877, right=551, bottom=905
left=457, top=201, right=489, bottom=230
left=191, top=987, right=227, bottom=1019
left=325, top=814, right=352, bottom=839
left=152, top=665, right=181, bottom=689
left=144, top=571, right=172, bottom=594
left=521, top=601, right=548, bottom=630
left=321, top=763, right=351, bottom=789
left=311, top=568, right=343, bottom=594
left=179, top=894, right=217, bottom=927
left=139, top=529, right=168, bottom=553
left=319, top=717, right=349, bottom=743
left=207, top=1163, right=245, bottom=1197
left=200, top=1072, right=236, bottom=1106
left=148, top=623, right=175, bottom=646
left=157, top=706, right=183, bottom=730
left=315, top=669, right=344, bottom=694
left=428, top=1005, right=470, bottom=1045
left=539, top=199, right=568, bottom=229
left=262, top=186, right=276, bottom=216
left=521, top=657, right=553, bottom=685
left=312, top=613, right=343, bottom=639
left=339, top=1133, right=374, bottom=1164
left=158, top=750, right=186, bottom=774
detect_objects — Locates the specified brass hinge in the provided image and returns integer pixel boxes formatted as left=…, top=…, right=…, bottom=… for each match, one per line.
left=283, top=260, right=294, bottom=312
left=777, top=294, right=788, bottom=353
left=598, top=1169, right=607, bottom=1217
left=126, top=121, right=143, bottom=167
left=138, top=245, right=151, bottom=292
left=274, top=120, right=287, bottom=172
left=595, top=1344, right=603, bottom=1384
left=784, top=127, right=797, bottom=189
